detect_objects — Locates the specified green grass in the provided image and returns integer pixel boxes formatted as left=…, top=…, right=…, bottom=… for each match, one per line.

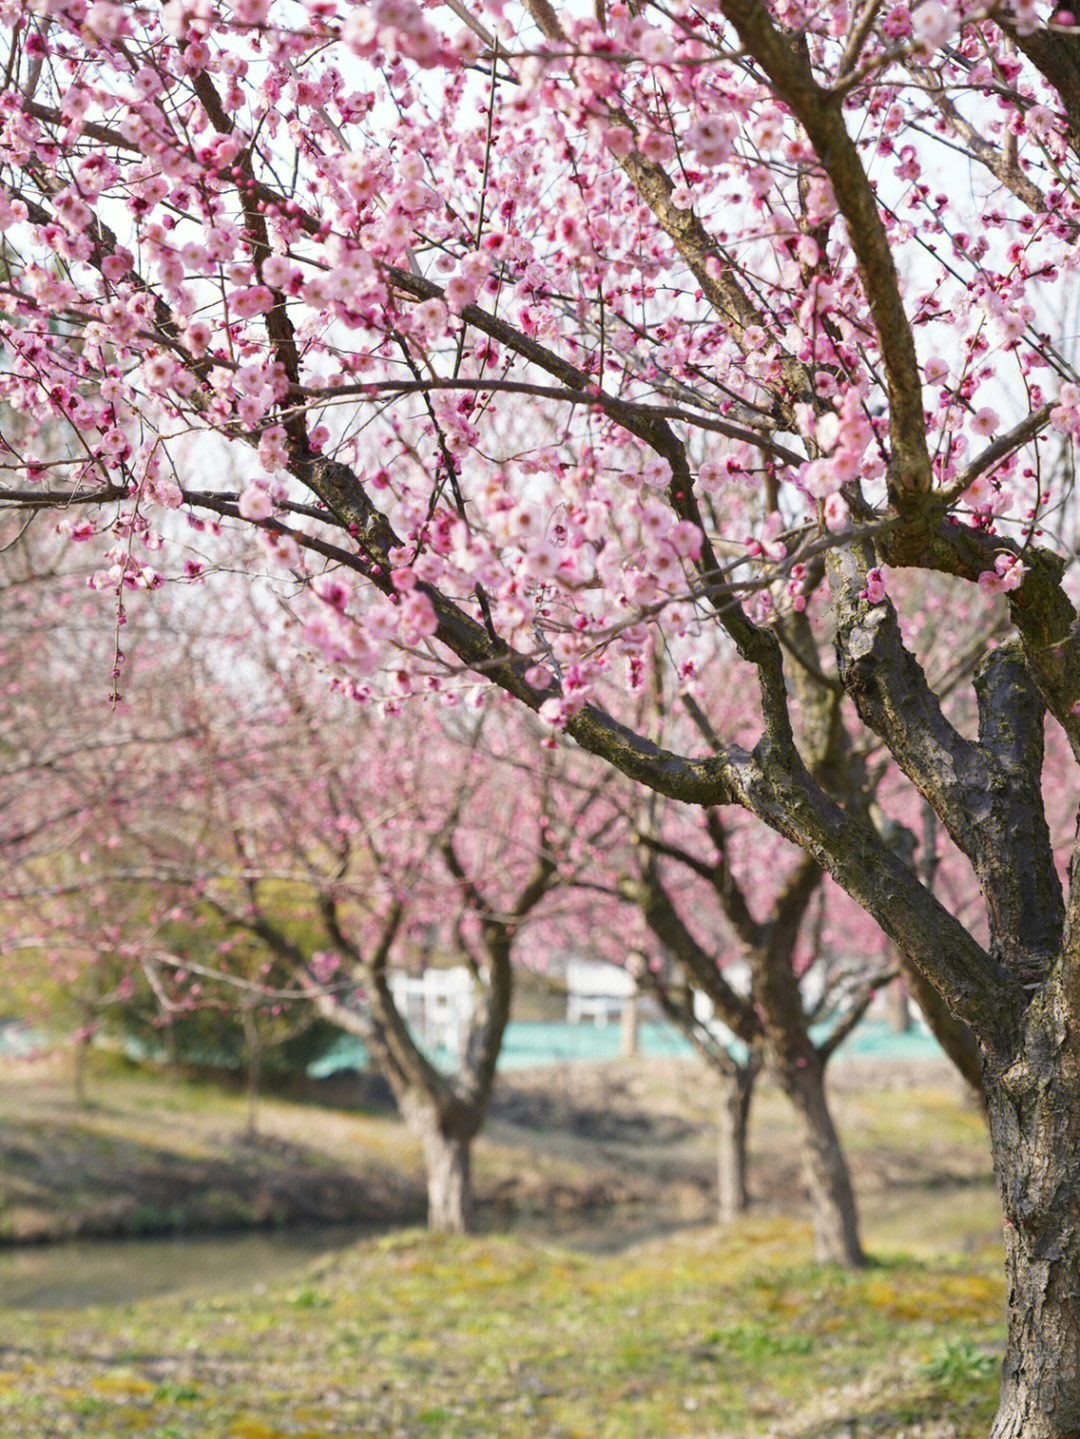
left=0, top=1054, right=1007, bottom=1436
left=0, top=1219, right=1005, bottom=1438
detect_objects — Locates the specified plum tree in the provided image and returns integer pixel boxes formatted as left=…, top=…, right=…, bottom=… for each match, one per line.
left=3, top=2, right=1080, bottom=1430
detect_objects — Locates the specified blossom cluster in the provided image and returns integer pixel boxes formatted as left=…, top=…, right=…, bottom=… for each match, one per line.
left=0, top=0, right=1071, bottom=713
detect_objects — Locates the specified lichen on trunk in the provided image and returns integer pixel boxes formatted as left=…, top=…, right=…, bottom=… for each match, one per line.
left=985, top=986, right=1080, bottom=1439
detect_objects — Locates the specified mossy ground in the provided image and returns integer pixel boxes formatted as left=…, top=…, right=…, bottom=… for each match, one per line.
left=0, top=1222, right=1004, bottom=1438
left=0, top=1052, right=1003, bottom=1438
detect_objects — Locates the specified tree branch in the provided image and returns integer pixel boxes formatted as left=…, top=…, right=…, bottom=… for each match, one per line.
left=717, top=0, right=932, bottom=493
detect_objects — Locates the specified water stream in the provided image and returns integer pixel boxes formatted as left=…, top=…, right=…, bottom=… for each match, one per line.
left=0, top=1224, right=373, bottom=1311
left=0, top=1208, right=701, bottom=1312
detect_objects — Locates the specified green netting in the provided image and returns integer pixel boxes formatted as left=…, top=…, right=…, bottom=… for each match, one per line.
left=307, top=1016, right=943, bottom=1078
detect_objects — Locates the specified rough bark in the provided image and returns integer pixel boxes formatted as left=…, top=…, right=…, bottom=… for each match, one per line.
left=716, top=1062, right=755, bottom=1223
left=828, top=539, right=1080, bottom=1413
left=985, top=986, right=1080, bottom=1439
left=15, top=15, right=1080, bottom=1425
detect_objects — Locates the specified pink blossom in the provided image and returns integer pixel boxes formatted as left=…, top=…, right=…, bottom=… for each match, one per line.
left=303, top=610, right=353, bottom=665
left=824, top=493, right=849, bottom=531
left=978, top=570, right=1005, bottom=598
left=972, top=408, right=999, bottom=437
left=539, top=697, right=566, bottom=728
left=639, top=131, right=675, bottom=164
left=310, top=951, right=340, bottom=984
left=364, top=601, right=400, bottom=644
left=142, top=354, right=177, bottom=391
left=522, top=541, right=561, bottom=580
left=451, top=28, right=483, bottom=63
left=752, top=109, right=786, bottom=151
left=229, top=286, right=275, bottom=319
left=801, top=458, right=836, bottom=498
left=687, top=114, right=738, bottom=166
left=313, top=574, right=351, bottom=610
left=265, top=531, right=303, bottom=571
left=148, top=474, right=184, bottom=509
left=697, top=461, right=723, bottom=493
left=185, top=320, right=213, bottom=356
left=237, top=395, right=269, bottom=428
left=233, top=0, right=271, bottom=23
left=257, top=427, right=289, bottom=473
left=55, top=190, right=91, bottom=230
left=861, top=568, right=887, bottom=604
left=100, top=428, right=129, bottom=455
left=180, top=41, right=211, bottom=72
left=804, top=177, right=836, bottom=224
left=882, top=4, right=913, bottom=37
left=399, top=591, right=438, bottom=644
left=86, top=2, right=125, bottom=39
left=444, top=276, right=476, bottom=314
left=261, top=255, right=296, bottom=289
left=238, top=486, right=274, bottom=521
left=993, top=553, right=1027, bottom=592
left=637, top=28, right=671, bottom=64
left=413, top=298, right=448, bottom=339
left=374, top=0, right=420, bottom=27
left=670, top=521, right=703, bottom=560
left=912, top=1, right=957, bottom=49
left=640, top=502, right=672, bottom=540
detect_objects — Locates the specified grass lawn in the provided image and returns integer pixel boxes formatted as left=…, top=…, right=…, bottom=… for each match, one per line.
left=0, top=1054, right=1004, bottom=1438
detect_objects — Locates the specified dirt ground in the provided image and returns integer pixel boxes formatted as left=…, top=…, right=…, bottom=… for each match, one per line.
left=0, top=1049, right=984, bottom=1245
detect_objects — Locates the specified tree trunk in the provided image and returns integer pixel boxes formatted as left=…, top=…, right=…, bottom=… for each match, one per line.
left=985, top=1000, right=1080, bottom=1439
left=404, top=1095, right=474, bottom=1234
left=163, top=1018, right=180, bottom=1083
left=886, top=976, right=911, bottom=1033
left=781, top=1057, right=865, bottom=1267
left=717, top=1063, right=754, bottom=1223
left=421, top=1123, right=473, bottom=1235
left=895, top=948, right=984, bottom=1101
left=73, top=1028, right=91, bottom=1109
left=621, top=991, right=640, bottom=1058
left=240, top=995, right=261, bottom=1142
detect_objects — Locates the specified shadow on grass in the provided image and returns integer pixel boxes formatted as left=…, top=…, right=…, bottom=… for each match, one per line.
left=0, top=1118, right=423, bottom=1243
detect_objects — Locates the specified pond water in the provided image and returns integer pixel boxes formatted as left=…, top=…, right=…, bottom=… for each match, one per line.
left=1, top=1016, right=943, bottom=1313
left=0, top=1224, right=373, bottom=1311
left=0, top=1209, right=699, bottom=1313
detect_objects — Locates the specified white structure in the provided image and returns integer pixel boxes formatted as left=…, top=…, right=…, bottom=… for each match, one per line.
left=692, top=960, right=932, bottom=1040
left=692, top=961, right=751, bottom=1046
left=565, top=959, right=638, bottom=1026
left=387, top=966, right=474, bottom=1056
